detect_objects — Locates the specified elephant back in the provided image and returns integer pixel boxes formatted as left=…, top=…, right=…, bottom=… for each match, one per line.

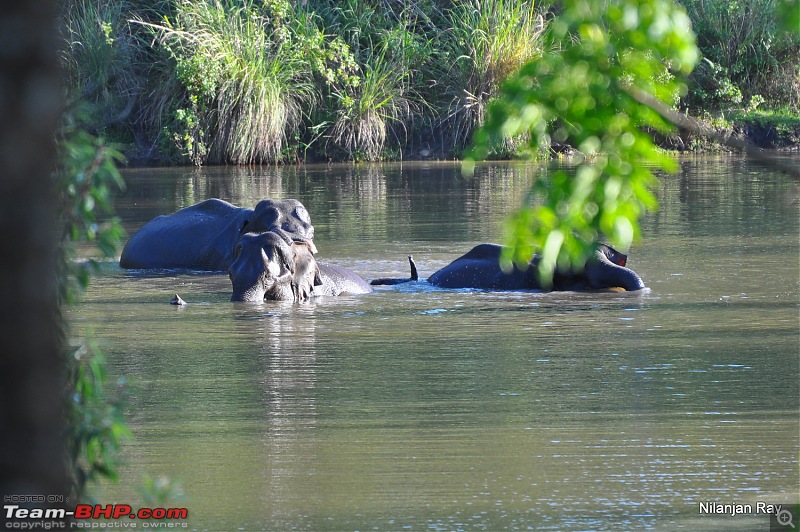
left=120, top=199, right=248, bottom=270
left=315, top=264, right=373, bottom=296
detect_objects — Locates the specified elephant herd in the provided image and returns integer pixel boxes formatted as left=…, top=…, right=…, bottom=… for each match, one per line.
left=120, top=198, right=645, bottom=303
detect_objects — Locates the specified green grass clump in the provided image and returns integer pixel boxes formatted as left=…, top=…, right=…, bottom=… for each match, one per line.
left=59, top=0, right=142, bottom=137
left=329, top=50, right=415, bottom=161
left=437, top=0, right=546, bottom=152
left=148, top=0, right=316, bottom=164
left=59, top=0, right=795, bottom=165
left=310, top=0, right=429, bottom=160
left=727, top=108, right=800, bottom=146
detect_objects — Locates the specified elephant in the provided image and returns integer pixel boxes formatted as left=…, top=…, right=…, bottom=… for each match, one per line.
left=229, top=231, right=373, bottom=302
left=120, top=198, right=316, bottom=270
left=371, top=243, right=645, bottom=291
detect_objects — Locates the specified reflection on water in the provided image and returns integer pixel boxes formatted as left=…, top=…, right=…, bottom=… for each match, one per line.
left=71, top=156, right=799, bottom=530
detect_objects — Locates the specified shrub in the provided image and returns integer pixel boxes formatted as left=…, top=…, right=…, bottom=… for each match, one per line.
left=682, top=0, right=800, bottom=111
left=149, top=0, right=317, bottom=164
left=329, top=49, right=416, bottom=160
left=309, top=0, right=429, bottom=160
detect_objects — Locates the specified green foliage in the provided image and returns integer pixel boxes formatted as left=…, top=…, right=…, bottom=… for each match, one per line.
left=170, top=101, right=208, bottom=166
left=60, top=0, right=548, bottom=163
left=778, top=0, right=800, bottom=32
left=150, top=0, right=317, bottom=164
left=58, top=0, right=142, bottom=139
left=469, top=0, right=698, bottom=285
left=682, top=0, right=800, bottom=111
left=685, top=57, right=742, bottom=108
left=65, top=335, right=130, bottom=499
left=56, top=108, right=126, bottom=301
left=56, top=106, right=129, bottom=500
left=727, top=107, right=800, bottom=146
left=293, top=9, right=360, bottom=90
left=58, top=0, right=797, bottom=163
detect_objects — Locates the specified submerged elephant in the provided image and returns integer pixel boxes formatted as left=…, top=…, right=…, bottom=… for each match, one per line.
left=372, top=243, right=645, bottom=291
left=229, top=232, right=373, bottom=302
left=120, top=198, right=316, bottom=270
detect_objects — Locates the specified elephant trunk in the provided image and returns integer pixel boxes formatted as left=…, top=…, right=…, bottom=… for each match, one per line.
left=231, top=273, right=294, bottom=302
left=231, top=284, right=265, bottom=302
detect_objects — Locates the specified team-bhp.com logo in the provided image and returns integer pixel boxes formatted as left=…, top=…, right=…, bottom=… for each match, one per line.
left=73, top=505, right=188, bottom=520
left=5, top=504, right=188, bottom=527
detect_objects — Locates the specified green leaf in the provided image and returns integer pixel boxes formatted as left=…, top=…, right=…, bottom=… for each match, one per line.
left=467, top=0, right=698, bottom=283
left=778, top=0, right=800, bottom=34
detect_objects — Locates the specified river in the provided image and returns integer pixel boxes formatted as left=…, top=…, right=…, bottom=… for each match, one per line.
left=69, top=155, right=799, bottom=530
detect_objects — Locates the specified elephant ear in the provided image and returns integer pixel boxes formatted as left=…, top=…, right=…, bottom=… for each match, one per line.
left=610, top=251, right=627, bottom=267
left=597, top=244, right=627, bottom=267
left=258, top=235, right=295, bottom=277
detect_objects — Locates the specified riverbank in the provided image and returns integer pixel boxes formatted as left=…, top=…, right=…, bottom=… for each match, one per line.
left=62, top=0, right=799, bottom=167
left=123, top=111, right=800, bottom=167
left=653, top=111, right=800, bottom=154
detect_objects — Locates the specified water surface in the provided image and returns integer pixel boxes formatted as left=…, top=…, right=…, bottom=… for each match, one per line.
left=71, top=155, right=799, bottom=530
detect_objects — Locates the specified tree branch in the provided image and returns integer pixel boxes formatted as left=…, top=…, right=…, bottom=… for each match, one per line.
left=624, top=84, right=800, bottom=179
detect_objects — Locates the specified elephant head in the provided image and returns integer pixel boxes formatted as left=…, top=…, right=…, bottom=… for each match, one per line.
left=229, top=232, right=296, bottom=302
left=584, top=244, right=645, bottom=291
left=240, top=199, right=317, bottom=254
left=228, top=232, right=322, bottom=302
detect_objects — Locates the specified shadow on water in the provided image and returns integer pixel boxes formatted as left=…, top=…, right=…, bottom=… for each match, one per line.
left=72, top=157, right=799, bottom=530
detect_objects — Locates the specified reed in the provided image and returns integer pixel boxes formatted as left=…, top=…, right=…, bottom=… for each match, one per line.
left=59, top=0, right=141, bottom=130
left=329, top=49, right=415, bottom=160
left=150, top=0, right=316, bottom=164
left=437, top=0, right=546, bottom=151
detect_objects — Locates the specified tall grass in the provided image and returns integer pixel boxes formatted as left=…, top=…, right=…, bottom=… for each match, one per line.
left=329, top=50, right=416, bottom=160
left=147, top=0, right=316, bottom=164
left=59, top=0, right=548, bottom=163
left=63, top=0, right=796, bottom=164
left=310, top=0, right=427, bottom=160
left=59, top=0, right=141, bottom=130
left=438, top=0, right=546, bottom=151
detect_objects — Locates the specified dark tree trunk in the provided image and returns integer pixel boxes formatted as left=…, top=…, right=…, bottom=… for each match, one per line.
left=0, top=0, right=67, bottom=517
